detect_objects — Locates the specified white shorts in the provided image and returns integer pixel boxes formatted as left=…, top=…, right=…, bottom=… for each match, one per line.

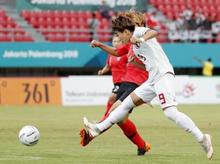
left=134, top=73, right=177, bottom=109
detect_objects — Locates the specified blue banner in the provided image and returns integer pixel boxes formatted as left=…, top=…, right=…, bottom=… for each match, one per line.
left=0, top=43, right=219, bottom=68
left=0, top=43, right=107, bottom=68
left=162, top=43, right=220, bottom=68
left=163, top=43, right=220, bottom=67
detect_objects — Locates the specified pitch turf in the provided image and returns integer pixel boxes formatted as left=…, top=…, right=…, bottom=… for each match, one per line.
left=0, top=105, right=219, bottom=164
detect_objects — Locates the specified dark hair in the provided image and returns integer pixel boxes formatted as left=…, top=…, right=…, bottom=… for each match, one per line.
left=112, top=15, right=135, bottom=33
left=208, top=58, right=212, bottom=62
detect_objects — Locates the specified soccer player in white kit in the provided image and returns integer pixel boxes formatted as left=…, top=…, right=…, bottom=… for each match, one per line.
left=83, top=15, right=213, bottom=159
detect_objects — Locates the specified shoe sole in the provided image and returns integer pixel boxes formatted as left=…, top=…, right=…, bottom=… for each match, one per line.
left=206, top=134, right=213, bottom=160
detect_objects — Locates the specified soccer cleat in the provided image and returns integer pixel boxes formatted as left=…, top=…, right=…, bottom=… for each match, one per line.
left=201, top=134, right=213, bottom=160
left=83, top=117, right=101, bottom=138
left=80, top=128, right=93, bottom=146
left=137, top=142, right=151, bottom=156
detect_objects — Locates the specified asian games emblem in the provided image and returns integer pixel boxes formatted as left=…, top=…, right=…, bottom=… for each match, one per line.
left=182, top=83, right=195, bottom=98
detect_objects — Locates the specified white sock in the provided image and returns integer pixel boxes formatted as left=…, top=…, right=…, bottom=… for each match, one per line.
left=97, top=96, right=135, bottom=131
left=164, top=106, right=204, bottom=142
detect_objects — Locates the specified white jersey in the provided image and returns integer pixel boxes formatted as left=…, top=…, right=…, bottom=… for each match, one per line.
left=132, top=27, right=174, bottom=84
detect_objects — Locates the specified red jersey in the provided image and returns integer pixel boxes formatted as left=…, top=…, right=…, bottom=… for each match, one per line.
left=107, top=54, right=128, bottom=84
left=117, top=44, right=148, bottom=85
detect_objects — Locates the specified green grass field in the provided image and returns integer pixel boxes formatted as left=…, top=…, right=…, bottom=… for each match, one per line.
left=0, top=105, right=219, bottom=164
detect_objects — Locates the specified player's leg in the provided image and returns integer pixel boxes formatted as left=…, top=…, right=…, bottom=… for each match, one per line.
left=80, top=100, right=122, bottom=147
left=155, top=73, right=213, bottom=159
left=117, top=116, right=151, bottom=155
left=101, top=100, right=151, bottom=155
left=100, top=84, right=120, bottom=121
left=164, top=106, right=213, bottom=159
left=100, top=93, right=117, bottom=122
left=114, top=83, right=150, bottom=155
left=100, top=100, right=121, bottom=121
left=106, top=93, right=117, bottom=112
left=91, top=82, right=151, bottom=154
left=84, top=81, right=155, bottom=136
left=81, top=84, right=122, bottom=146
left=83, top=92, right=141, bottom=135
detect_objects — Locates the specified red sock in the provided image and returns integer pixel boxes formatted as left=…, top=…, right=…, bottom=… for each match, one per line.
left=106, top=101, right=113, bottom=112
left=118, top=119, right=145, bottom=149
left=100, top=101, right=113, bottom=122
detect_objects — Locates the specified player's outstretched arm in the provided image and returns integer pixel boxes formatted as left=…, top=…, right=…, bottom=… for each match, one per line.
left=131, top=29, right=158, bottom=44
left=90, top=40, right=119, bottom=56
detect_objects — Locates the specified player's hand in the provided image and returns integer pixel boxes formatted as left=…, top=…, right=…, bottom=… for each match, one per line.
left=90, top=40, right=101, bottom=48
left=98, top=70, right=103, bottom=75
left=130, top=37, right=142, bottom=44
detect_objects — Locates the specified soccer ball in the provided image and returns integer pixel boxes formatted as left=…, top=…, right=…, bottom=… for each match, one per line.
left=18, top=125, right=40, bottom=146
